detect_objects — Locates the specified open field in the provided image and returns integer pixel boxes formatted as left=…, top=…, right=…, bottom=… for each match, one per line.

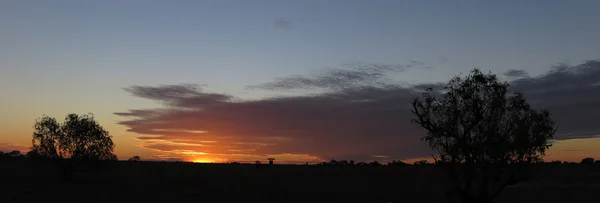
left=1, top=160, right=599, bottom=203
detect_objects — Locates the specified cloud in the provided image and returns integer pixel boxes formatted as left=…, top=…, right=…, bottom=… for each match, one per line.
left=437, top=56, right=449, bottom=63
left=122, top=84, right=233, bottom=108
left=510, top=60, right=600, bottom=139
left=247, top=61, right=426, bottom=91
left=551, top=134, right=600, bottom=140
left=273, top=19, right=293, bottom=30
left=116, top=60, right=600, bottom=162
left=504, top=69, right=529, bottom=78
left=118, top=84, right=431, bottom=162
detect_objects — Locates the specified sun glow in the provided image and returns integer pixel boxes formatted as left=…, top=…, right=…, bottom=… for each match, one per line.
left=192, top=158, right=214, bottom=163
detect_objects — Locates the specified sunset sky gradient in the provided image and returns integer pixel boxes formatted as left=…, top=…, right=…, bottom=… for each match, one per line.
left=1, top=0, right=599, bottom=163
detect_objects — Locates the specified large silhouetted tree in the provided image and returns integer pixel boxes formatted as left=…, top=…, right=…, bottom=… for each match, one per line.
left=31, top=113, right=116, bottom=180
left=411, top=69, right=556, bottom=203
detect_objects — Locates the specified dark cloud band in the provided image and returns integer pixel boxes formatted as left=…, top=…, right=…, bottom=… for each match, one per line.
left=116, top=60, right=600, bottom=162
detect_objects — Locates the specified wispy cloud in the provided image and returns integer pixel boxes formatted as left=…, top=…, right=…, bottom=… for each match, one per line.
left=273, top=19, right=294, bottom=30
left=504, top=69, right=529, bottom=78
left=247, top=61, right=426, bottom=91
left=437, top=56, right=449, bottom=63
left=116, top=60, right=600, bottom=162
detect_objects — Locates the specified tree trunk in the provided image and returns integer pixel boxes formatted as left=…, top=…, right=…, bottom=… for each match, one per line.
left=477, top=197, right=494, bottom=203
left=57, top=159, right=74, bottom=181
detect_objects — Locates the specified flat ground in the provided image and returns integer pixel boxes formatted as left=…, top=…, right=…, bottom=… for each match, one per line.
left=1, top=160, right=598, bottom=203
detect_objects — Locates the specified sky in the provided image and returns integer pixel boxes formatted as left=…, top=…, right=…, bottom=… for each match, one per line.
left=1, top=0, right=599, bottom=163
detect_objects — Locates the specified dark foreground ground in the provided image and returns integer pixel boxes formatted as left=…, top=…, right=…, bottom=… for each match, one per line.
left=1, top=160, right=599, bottom=203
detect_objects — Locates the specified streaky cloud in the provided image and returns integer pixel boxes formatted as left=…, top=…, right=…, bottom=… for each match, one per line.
left=247, top=61, right=427, bottom=91
left=504, top=69, right=529, bottom=78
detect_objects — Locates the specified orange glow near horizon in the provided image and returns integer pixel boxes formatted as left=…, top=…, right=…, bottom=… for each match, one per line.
left=2, top=133, right=598, bottom=163
left=192, top=158, right=215, bottom=163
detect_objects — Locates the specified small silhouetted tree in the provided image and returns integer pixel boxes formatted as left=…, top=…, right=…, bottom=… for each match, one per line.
left=26, top=150, right=42, bottom=160
left=7, top=150, right=21, bottom=157
left=580, top=157, right=595, bottom=164
left=31, top=113, right=117, bottom=180
left=368, top=161, right=381, bottom=166
left=413, top=160, right=430, bottom=165
left=356, top=162, right=367, bottom=166
left=0, top=150, right=24, bottom=159
left=329, top=159, right=339, bottom=166
left=128, top=155, right=141, bottom=162
left=388, top=160, right=409, bottom=166
left=339, top=160, right=349, bottom=166
left=411, top=69, right=556, bottom=203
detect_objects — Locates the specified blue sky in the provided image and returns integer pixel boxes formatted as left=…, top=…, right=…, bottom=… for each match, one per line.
left=1, top=0, right=600, bottom=161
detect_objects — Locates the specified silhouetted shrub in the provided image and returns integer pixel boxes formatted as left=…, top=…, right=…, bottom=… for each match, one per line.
left=356, top=162, right=367, bottom=166
left=329, top=159, right=339, bottom=166
left=348, top=160, right=355, bottom=166
left=368, top=161, right=381, bottom=166
left=413, top=160, right=430, bottom=165
left=128, top=155, right=141, bottom=162
left=7, top=150, right=22, bottom=157
left=387, top=160, right=409, bottom=166
left=0, top=150, right=26, bottom=159
left=323, top=159, right=356, bottom=166
left=339, top=160, right=349, bottom=165
left=580, top=157, right=595, bottom=164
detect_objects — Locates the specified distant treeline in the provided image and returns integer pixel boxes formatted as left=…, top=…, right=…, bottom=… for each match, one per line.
left=1, top=150, right=598, bottom=165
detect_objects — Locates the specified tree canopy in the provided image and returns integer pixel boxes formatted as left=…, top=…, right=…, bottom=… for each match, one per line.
left=31, top=113, right=117, bottom=161
left=411, top=69, right=556, bottom=203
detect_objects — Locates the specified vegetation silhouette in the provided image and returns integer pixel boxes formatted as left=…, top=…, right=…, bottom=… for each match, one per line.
left=413, top=160, right=432, bottom=165
left=1, top=72, right=598, bottom=203
left=1, top=147, right=599, bottom=203
left=387, top=160, right=410, bottom=166
left=412, top=69, right=557, bottom=203
left=29, top=113, right=117, bottom=181
left=3, top=150, right=24, bottom=158
left=580, top=157, right=595, bottom=164
left=128, top=155, right=141, bottom=162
